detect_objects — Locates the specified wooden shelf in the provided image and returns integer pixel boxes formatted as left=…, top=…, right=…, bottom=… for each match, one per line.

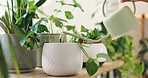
left=10, top=60, right=124, bottom=78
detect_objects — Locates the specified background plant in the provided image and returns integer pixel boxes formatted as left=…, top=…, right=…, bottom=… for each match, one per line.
left=138, top=38, right=148, bottom=77
left=0, top=0, right=48, bottom=50
left=45, top=0, right=113, bottom=76
left=70, top=26, right=103, bottom=43
left=0, top=0, right=47, bottom=77
left=0, top=42, right=9, bottom=78
left=46, top=0, right=84, bottom=43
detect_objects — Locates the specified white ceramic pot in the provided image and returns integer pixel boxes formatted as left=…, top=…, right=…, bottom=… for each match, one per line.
left=42, top=43, right=82, bottom=76
left=83, top=43, right=108, bottom=63
left=36, top=34, right=62, bottom=67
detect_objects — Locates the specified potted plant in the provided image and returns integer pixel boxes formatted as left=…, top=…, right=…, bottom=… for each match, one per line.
left=36, top=33, right=64, bottom=67
left=70, top=26, right=108, bottom=67
left=0, top=0, right=47, bottom=73
left=41, top=0, right=83, bottom=76
left=41, top=0, right=113, bottom=76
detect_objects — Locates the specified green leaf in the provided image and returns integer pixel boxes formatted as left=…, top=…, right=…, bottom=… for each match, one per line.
left=30, top=17, right=48, bottom=33
left=0, top=15, right=12, bottom=33
left=56, top=0, right=68, bottom=5
left=41, top=17, right=48, bottom=23
left=54, top=9, right=61, bottom=13
left=55, top=21, right=63, bottom=28
left=0, top=42, right=9, bottom=78
left=20, top=32, right=35, bottom=46
left=72, top=0, right=84, bottom=12
left=139, top=40, right=147, bottom=49
left=81, top=25, right=89, bottom=32
left=7, top=35, right=20, bottom=77
left=86, top=58, right=99, bottom=76
left=49, top=15, right=54, bottom=21
left=4, top=11, right=10, bottom=26
left=65, top=25, right=75, bottom=31
left=96, top=53, right=113, bottom=63
left=0, top=21, right=8, bottom=34
left=37, top=24, right=49, bottom=33
left=133, top=62, right=144, bottom=76
left=12, top=25, right=34, bottom=46
left=49, top=15, right=67, bottom=23
left=138, top=50, right=148, bottom=58
left=35, top=0, right=46, bottom=8
left=30, top=20, right=42, bottom=33
left=65, top=11, right=74, bottom=20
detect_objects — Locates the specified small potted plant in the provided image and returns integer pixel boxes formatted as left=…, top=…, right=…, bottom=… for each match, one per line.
left=40, top=0, right=138, bottom=77
left=0, top=0, right=47, bottom=73
left=41, top=0, right=84, bottom=76
left=41, top=0, right=112, bottom=76
left=70, top=26, right=108, bottom=66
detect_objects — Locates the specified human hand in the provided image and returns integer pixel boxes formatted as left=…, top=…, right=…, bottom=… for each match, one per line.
left=121, top=0, right=148, bottom=3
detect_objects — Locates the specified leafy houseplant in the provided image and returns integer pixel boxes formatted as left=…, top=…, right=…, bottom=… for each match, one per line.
left=41, top=0, right=85, bottom=76
left=103, top=35, right=144, bottom=78
left=0, top=0, right=47, bottom=73
left=41, top=0, right=113, bottom=76
left=70, top=27, right=108, bottom=66
left=42, top=0, right=139, bottom=77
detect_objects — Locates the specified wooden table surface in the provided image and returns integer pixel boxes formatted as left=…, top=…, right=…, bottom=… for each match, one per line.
left=10, top=60, right=124, bottom=78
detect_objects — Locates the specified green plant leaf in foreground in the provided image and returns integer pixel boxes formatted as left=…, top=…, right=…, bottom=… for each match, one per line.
left=7, top=35, right=20, bottom=78
left=96, top=53, right=113, bottom=63
left=49, top=15, right=67, bottom=23
left=37, top=24, right=49, bottom=33
left=65, top=11, right=74, bottom=20
left=86, top=58, right=99, bottom=76
left=65, top=25, right=75, bottom=31
left=55, top=21, right=63, bottom=28
left=0, top=21, right=8, bottom=34
left=35, top=0, right=46, bottom=8
left=0, top=42, right=9, bottom=78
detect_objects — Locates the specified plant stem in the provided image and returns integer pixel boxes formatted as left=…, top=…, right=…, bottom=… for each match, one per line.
left=6, top=0, right=13, bottom=33
left=7, top=35, right=20, bottom=78
left=63, top=31, right=110, bottom=43
left=77, top=43, right=90, bottom=58
left=49, top=21, right=54, bottom=42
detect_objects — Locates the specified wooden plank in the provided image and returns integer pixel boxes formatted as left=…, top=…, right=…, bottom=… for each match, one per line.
left=91, top=60, right=124, bottom=78
left=10, top=60, right=124, bottom=78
